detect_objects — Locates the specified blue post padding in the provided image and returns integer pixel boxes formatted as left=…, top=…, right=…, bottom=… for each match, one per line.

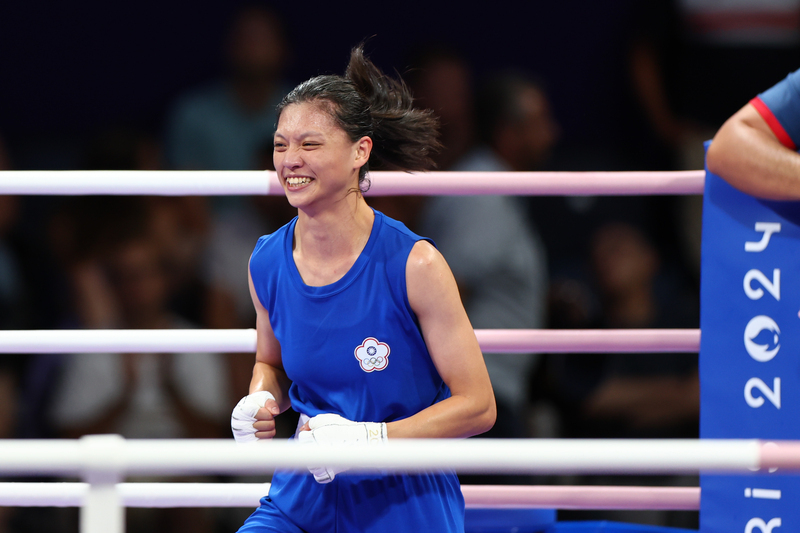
left=464, top=508, right=557, bottom=533
left=544, top=521, right=696, bottom=533
left=699, top=142, right=800, bottom=531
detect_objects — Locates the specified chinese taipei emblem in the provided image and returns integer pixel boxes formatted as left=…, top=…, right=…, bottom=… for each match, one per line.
left=354, top=337, right=390, bottom=372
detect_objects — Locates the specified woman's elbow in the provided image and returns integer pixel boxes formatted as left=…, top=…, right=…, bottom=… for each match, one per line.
left=474, top=393, right=497, bottom=436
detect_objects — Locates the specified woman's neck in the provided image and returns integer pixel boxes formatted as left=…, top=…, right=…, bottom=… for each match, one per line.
left=297, top=193, right=373, bottom=249
left=292, top=196, right=374, bottom=285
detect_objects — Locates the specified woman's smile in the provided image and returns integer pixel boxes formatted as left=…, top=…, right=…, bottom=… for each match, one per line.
left=284, top=176, right=314, bottom=189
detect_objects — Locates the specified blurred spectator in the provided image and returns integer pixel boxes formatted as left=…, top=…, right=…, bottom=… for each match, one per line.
left=522, top=56, right=687, bottom=329
left=627, top=1, right=699, bottom=168
left=548, top=222, right=698, bottom=527
left=164, top=4, right=291, bottom=171
left=44, top=143, right=225, bottom=440
left=471, top=73, right=559, bottom=174
left=583, top=223, right=698, bottom=437
left=406, top=45, right=476, bottom=170
left=147, top=195, right=212, bottom=327
left=50, top=233, right=230, bottom=440
left=77, top=126, right=214, bottom=329
left=419, top=72, right=549, bottom=457
left=547, top=223, right=699, bottom=439
left=476, top=73, right=654, bottom=289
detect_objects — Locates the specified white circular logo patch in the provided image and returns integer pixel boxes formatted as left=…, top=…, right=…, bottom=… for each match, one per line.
left=354, top=337, right=390, bottom=372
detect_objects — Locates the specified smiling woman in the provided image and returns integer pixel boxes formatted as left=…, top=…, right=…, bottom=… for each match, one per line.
left=230, top=46, right=496, bottom=533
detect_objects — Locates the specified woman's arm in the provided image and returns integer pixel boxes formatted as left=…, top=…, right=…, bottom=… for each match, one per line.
left=386, top=240, right=496, bottom=439
left=247, top=267, right=293, bottom=438
left=707, top=103, right=800, bottom=200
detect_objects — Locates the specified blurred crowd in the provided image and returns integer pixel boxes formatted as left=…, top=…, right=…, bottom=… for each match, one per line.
left=2, top=1, right=799, bottom=531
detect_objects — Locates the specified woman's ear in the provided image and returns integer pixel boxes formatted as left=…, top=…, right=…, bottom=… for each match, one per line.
left=354, top=136, right=373, bottom=169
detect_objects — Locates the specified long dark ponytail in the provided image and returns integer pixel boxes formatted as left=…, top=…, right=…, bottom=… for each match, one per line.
left=276, top=46, right=441, bottom=191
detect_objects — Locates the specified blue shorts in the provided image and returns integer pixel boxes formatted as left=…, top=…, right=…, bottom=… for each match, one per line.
left=238, top=496, right=303, bottom=533
left=238, top=470, right=464, bottom=532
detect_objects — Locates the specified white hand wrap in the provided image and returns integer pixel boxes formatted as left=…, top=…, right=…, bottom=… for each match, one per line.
left=231, top=390, right=276, bottom=443
left=296, top=413, right=387, bottom=483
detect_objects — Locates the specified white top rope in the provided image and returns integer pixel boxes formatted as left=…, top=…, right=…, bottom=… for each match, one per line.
left=0, top=328, right=699, bottom=353
left=0, top=437, right=795, bottom=476
left=0, top=170, right=705, bottom=196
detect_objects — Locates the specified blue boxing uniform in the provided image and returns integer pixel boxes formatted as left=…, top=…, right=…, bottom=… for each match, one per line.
left=240, top=209, right=465, bottom=532
left=751, top=68, right=800, bottom=150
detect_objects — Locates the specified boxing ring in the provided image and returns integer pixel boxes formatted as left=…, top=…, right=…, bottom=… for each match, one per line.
left=0, top=169, right=785, bottom=533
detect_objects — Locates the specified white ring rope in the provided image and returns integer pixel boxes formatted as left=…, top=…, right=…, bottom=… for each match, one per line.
left=0, top=170, right=704, bottom=196
left=0, top=328, right=699, bottom=354
left=0, top=482, right=701, bottom=511
left=0, top=437, right=794, bottom=476
left=0, top=482, right=270, bottom=509
left=0, top=329, right=259, bottom=354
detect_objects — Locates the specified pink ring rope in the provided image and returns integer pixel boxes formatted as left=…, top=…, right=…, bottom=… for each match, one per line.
left=461, top=485, right=700, bottom=510
left=365, top=170, right=705, bottom=196
left=760, top=442, right=800, bottom=469
left=475, top=329, right=700, bottom=353
left=0, top=482, right=700, bottom=511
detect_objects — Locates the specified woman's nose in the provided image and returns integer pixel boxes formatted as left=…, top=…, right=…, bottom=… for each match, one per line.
left=281, top=147, right=303, bottom=169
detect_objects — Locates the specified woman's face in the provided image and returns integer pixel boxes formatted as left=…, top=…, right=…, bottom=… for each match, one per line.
left=273, top=102, right=369, bottom=212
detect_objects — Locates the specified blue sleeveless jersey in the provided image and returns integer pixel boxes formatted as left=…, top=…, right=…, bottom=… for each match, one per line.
left=245, top=209, right=464, bottom=533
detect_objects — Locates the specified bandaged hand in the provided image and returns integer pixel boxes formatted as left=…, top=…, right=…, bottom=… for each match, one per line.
left=231, top=391, right=278, bottom=443
left=296, top=413, right=387, bottom=483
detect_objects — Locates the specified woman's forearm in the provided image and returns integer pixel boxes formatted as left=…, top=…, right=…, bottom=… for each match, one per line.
left=249, top=361, right=293, bottom=413
left=385, top=391, right=496, bottom=439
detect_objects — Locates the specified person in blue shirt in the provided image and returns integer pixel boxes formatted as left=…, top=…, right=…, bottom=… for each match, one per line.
left=707, top=68, right=800, bottom=200
left=230, top=46, right=496, bottom=532
left=164, top=5, right=291, bottom=172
